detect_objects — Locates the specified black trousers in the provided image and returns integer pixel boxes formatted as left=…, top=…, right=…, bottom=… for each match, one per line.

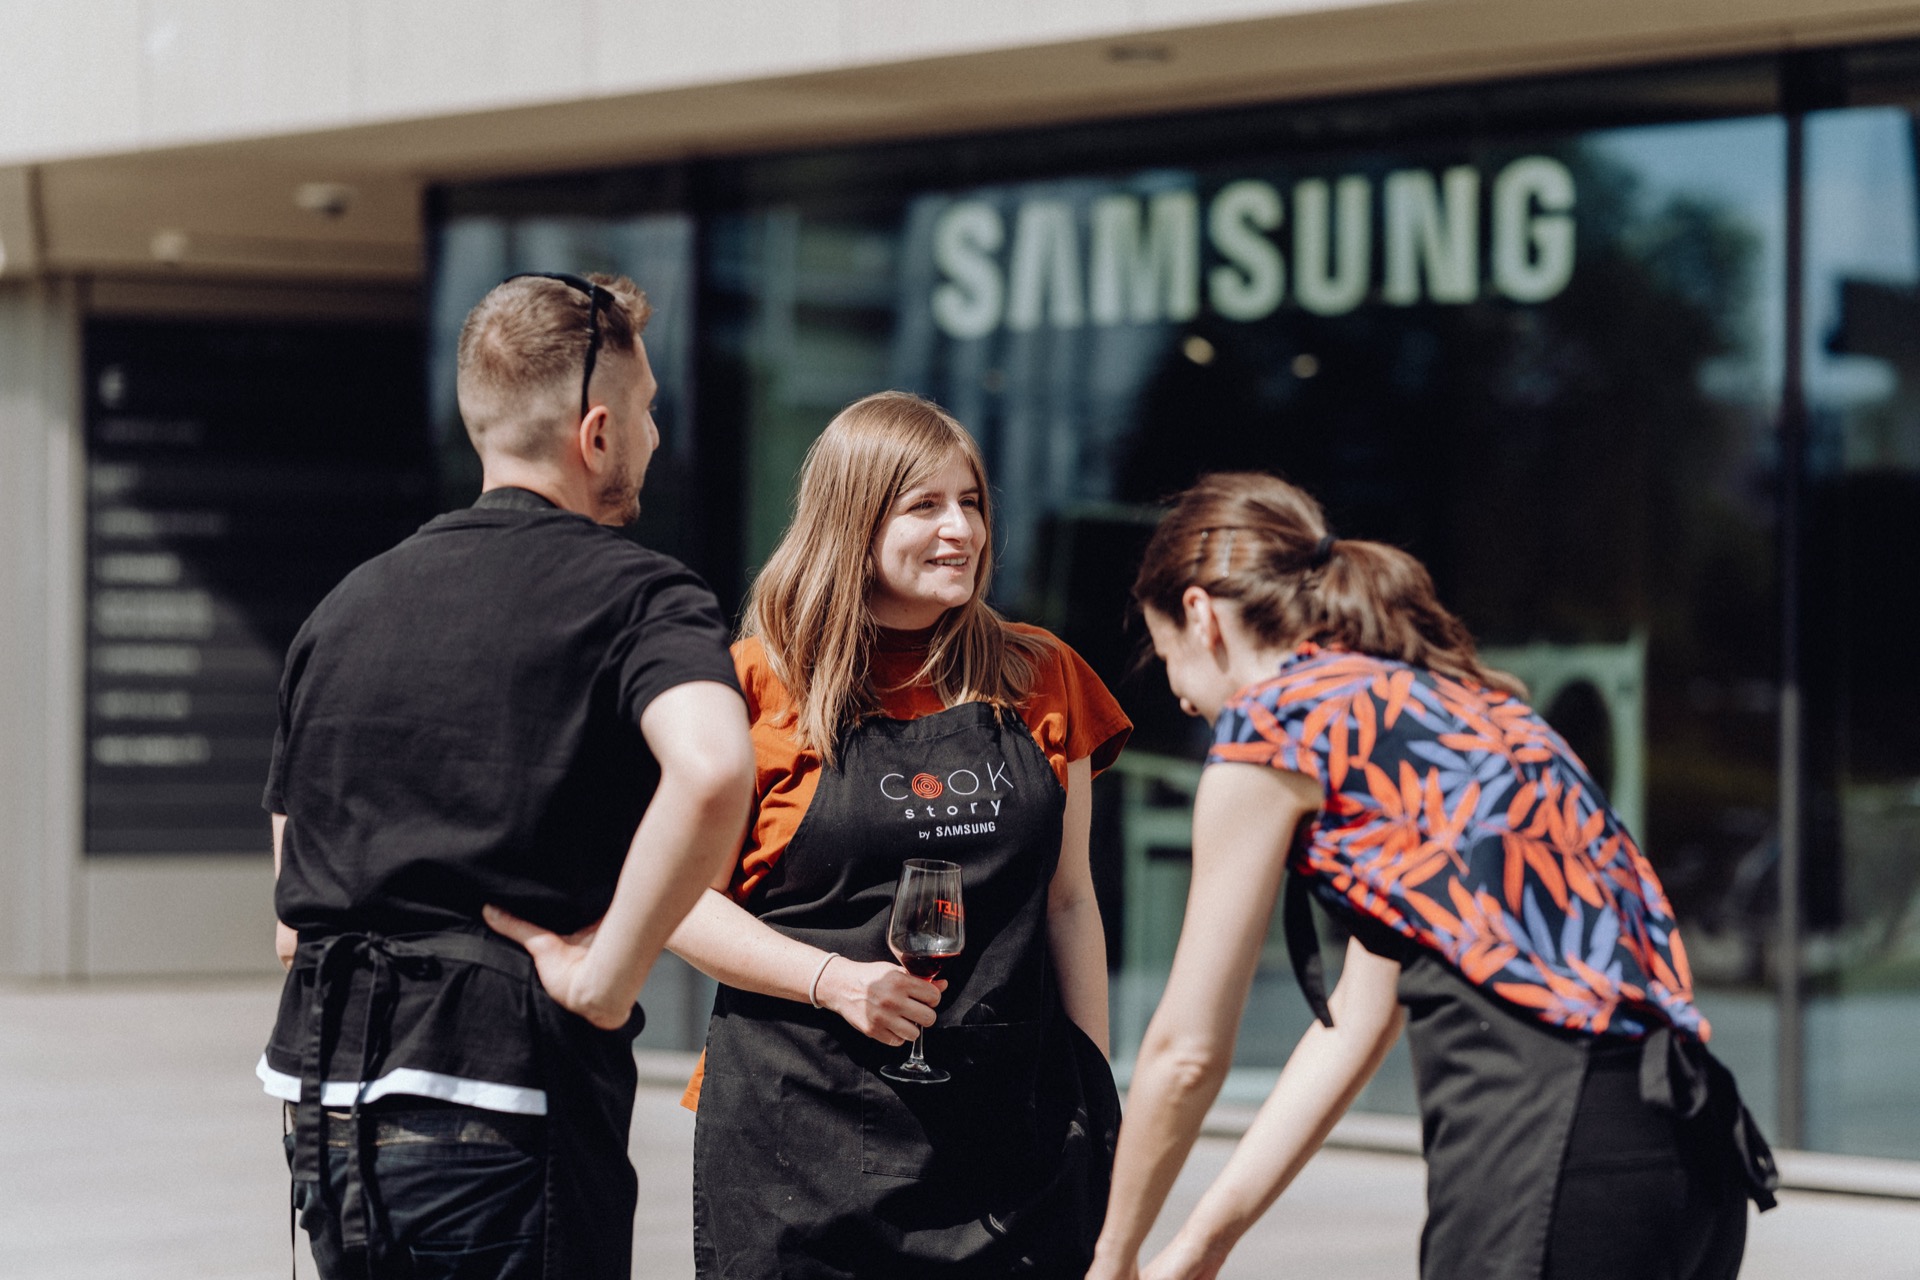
left=1543, top=1048, right=1748, bottom=1280
left=287, top=1102, right=547, bottom=1280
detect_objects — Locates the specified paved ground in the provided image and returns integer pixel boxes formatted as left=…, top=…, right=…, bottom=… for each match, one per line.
left=2, top=978, right=1917, bottom=1279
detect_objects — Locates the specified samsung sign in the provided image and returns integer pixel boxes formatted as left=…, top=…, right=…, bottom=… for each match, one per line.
left=929, top=157, right=1575, bottom=340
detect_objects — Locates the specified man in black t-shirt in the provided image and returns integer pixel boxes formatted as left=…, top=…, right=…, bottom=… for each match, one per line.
left=260, top=273, right=752, bottom=1280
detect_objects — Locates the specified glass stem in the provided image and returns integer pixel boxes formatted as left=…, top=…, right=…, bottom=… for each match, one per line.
left=907, top=1032, right=928, bottom=1068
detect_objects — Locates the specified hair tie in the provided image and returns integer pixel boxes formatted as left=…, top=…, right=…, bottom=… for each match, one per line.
left=1308, top=534, right=1336, bottom=569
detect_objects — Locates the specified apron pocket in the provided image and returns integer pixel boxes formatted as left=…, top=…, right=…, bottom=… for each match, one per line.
left=859, top=1020, right=1039, bottom=1179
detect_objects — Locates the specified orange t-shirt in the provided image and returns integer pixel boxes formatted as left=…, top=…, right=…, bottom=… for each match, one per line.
left=680, top=621, right=1131, bottom=1108
left=730, top=622, right=1131, bottom=902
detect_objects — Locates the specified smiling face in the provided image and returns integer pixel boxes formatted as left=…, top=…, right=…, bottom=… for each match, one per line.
left=867, top=451, right=986, bottom=630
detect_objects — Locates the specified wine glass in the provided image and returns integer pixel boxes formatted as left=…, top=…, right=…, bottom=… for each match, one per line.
left=881, top=858, right=965, bottom=1084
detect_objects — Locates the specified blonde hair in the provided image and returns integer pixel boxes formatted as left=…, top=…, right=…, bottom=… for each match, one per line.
left=455, top=272, right=651, bottom=461
left=1133, top=472, right=1524, bottom=697
left=744, top=392, right=1049, bottom=768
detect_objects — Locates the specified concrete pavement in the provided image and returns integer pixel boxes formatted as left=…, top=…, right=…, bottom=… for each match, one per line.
left=2, top=977, right=1916, bottom=1279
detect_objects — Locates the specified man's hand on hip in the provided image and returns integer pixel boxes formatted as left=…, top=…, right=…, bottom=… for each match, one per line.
left=482, top=906, right=632, bottom=1030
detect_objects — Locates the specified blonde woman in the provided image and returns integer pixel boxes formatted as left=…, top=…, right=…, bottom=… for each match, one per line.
left=670, top=391, right=1131, bottom=1277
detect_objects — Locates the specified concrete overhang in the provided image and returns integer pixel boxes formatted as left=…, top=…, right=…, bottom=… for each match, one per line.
left=4, top=0, right=1918, bottom=285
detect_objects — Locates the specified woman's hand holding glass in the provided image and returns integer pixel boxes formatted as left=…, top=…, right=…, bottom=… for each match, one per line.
left=814, top=955, right=945, bottom=1047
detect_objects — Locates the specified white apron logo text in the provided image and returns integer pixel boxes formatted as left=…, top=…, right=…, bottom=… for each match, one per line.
left=880, top=761, right=1012, bottom=839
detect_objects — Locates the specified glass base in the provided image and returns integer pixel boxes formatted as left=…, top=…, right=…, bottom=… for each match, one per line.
left=880, top=1059, right=950, bottom=1084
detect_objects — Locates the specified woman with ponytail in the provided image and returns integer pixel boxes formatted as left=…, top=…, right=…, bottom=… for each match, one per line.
left=670, top=392, right=1130, bottom=1278
left=1088, top=473, right=1775, bottom=1280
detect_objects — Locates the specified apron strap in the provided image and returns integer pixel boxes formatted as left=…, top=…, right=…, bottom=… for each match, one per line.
left=1637, top=1025, right=1780, bottom=1210
left=1283, top=869, right=1336, bottom=1028
left=288, top=932, right=446, bottom=1266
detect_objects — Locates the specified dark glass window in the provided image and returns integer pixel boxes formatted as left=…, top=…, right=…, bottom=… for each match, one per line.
left=427, top=46, right=1920, bottom=1157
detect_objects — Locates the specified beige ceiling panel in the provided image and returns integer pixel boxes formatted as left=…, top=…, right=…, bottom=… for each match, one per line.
left=38, top=158, right=420, bottom=280
left=0, top=167, right=41, bottom=278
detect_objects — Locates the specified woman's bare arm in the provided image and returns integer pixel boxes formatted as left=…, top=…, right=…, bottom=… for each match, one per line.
left=1047, top=755, right=1110, bottom=1055
left=668, top=887, right=943, bottom=1047
left=1087, top=762, right=1323, bottom=1280
left=1139, top=939, right=1404, bottom=1280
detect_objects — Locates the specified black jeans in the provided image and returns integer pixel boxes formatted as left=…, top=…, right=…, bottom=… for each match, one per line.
left=1543, top=1048, right=1748, bottom=1280
left=285, top=1102, right=546, bottom=1280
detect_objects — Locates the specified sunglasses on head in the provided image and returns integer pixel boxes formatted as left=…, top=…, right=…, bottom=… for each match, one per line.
left=503, top=272, right=615, bottom=421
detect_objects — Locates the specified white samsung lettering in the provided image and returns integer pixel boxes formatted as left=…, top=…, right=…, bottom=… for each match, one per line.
left=1089, top=191, right=1199, bottom=325
left=1384, top=166, right=1478, bottom=305
left=1005, top=200, right=1083, bottom=331
left=928, top=156, right=1576, bottom=338
left=1293, top=176, right=1370, bottom=316
left=931, top=202, right=1006, bottom=339
left=1493, top=156, right=1576, bottom=302
left=1207, top=180, right=1285, bottom=321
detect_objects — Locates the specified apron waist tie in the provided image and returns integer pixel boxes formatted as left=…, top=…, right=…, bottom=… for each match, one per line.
left=1638, top=1025, right=1780, bottom=1210
left=290, top=931, right=447, bottom=1268
left=1286, top=872, right=1779, bottom=1213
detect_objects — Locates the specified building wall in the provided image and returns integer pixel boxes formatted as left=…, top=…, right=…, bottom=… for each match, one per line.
left=0, top=281, right=81, bottom=976
left=1, top=0, right=1918, bottom=171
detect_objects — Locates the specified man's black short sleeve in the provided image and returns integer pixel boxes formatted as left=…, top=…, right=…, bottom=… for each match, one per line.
left=266, top=504, right=740, bottom=938
left=613, top=574, right=742, bottom=727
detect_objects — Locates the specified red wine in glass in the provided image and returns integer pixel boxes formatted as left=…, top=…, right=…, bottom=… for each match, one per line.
left=882, top=858, right=965, bottom=1084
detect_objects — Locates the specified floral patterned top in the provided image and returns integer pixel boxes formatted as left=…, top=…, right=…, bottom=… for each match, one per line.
left=1209, top=643, right=1707, bottom=1040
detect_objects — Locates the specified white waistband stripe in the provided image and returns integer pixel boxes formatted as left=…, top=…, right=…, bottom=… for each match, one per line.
left=255, top=1055, right=548, bottom=1116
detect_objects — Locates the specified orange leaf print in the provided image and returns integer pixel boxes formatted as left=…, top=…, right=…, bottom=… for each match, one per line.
left=1492, top=982, right=1557, bottom=1009
left=1210, top=742, right=1278, bottom=765
left=1565, top=854, right=1606, bottom=909
left=1505, top=832, right=1568, bottom=911
left=1506, top=781, right=1538, bottom=828
left=1401, top=888, right=1463, bottom=938
left=1503, top=838, right=1526, bottom=911
left=1396, top=845, right=1455, bottom=888
left=1667, top=930, right=1696, bottom=995
left=1353, top=692, right=1378, bottom=765
left=1242, top=697, right=1292, bottom=749
left=1421, top=768, right=1449, bottom=836
left=1299, top=698, right=1341, bottom=749
left=1378, top=669, right=1415, bottom=728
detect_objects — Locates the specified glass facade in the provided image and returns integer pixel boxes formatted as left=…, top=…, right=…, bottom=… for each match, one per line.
left=428, top=47, right=1920, bottom=1158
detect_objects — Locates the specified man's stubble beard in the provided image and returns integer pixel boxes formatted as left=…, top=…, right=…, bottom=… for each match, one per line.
left=597, top=435, right=643, bottom=527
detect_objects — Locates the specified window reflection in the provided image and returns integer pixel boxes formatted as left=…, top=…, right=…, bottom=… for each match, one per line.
left=426, top=50, right=1920, bottom=1159
left=1805, top=106, right=1920, bottom=1159
left=714, top=117, right=1788, bottom=1120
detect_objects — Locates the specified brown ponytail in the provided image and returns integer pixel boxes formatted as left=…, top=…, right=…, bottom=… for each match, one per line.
left=1131, top=472, right=1523, bottom=697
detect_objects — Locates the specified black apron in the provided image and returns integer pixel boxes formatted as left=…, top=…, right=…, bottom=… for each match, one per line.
left=1287, top=876, right=1776, bottom=1280
left=693, top=702, right=1120, bottom=1280
left=271, top=923, right=644, bottom=1279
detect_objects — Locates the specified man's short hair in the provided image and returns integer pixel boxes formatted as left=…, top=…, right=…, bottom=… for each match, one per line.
left=455, top=273, right=651, bottom=461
